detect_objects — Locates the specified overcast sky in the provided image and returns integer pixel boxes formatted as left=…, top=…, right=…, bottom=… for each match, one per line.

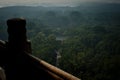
left=0, top=0, right=120, bottom=7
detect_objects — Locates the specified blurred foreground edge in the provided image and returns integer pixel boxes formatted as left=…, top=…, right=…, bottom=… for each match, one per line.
left=0, top=18, right=81, bottom=80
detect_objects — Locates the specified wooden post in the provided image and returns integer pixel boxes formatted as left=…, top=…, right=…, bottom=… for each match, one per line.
left=4, top=18, right=81, bottom=80
left=7, top=18, right=32, bottom=53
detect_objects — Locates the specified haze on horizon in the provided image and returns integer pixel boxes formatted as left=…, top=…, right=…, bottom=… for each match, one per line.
left=0, top=0, right=120, bottom=7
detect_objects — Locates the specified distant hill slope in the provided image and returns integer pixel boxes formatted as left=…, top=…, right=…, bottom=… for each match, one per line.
left=0, top=2, right=120, bottom=40
left=0, top=3, right=120, bottom=19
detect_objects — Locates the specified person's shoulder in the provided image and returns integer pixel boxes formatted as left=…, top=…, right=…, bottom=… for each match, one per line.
left=0, top=40, right=6, bottom=49
left=0, top=67, right=6, bottom=80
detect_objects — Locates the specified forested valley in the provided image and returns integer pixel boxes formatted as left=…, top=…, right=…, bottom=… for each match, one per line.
left=0, top=3, right=120, bottom=80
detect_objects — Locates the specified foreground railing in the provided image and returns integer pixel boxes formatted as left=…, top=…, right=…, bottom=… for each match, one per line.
left=28, top=54, right=80, bottom=80
left=0, top=18, right=81, bottom=80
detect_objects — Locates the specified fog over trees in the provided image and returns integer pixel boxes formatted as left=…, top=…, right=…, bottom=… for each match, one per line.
left=0, top=3, right=120, bottom=80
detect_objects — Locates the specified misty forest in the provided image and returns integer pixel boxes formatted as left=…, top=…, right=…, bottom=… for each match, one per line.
left=0, top=3, right=120, bottom=80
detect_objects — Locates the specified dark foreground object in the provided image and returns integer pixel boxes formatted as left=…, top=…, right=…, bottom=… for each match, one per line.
left=0, top=18, right=80, bottom=80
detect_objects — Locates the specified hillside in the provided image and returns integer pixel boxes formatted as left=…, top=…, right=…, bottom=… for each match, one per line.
left=0, top=3, right=120, bottom=80
left=0, top=3, right=120, bottom=40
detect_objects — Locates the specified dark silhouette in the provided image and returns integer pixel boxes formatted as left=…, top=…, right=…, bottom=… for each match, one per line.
left=0, top=18, right=80, bottom=80
left=0, top=18, right=56, bottom=80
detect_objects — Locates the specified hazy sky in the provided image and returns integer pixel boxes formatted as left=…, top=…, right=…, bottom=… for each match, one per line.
left=0, top=0, right=120, bottom=7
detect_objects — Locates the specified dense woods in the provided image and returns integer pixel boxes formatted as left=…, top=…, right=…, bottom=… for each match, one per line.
left=0, top=3, right=120, bottom=80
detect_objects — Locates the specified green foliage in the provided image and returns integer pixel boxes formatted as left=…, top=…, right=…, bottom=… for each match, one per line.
left=31, top=32, right=61, bottom=65
left=58, top=26, right=120, bottom=80
left=0, top=4, right=120, bottom=80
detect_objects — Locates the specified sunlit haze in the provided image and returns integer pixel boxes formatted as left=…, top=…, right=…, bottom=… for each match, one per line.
left=0, top=0, right=120, bottom=7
